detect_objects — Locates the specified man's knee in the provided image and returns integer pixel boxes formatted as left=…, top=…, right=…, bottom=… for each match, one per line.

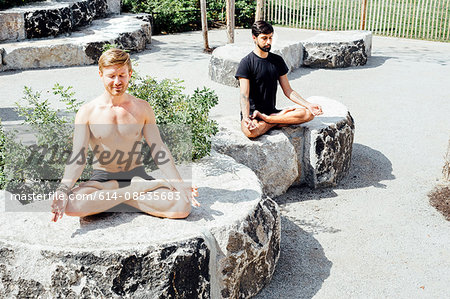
left=297, top=108, right=314, bottom=122
left=243, top=129, right=261, bottom=139
left=64, top=189, right=95, bottom=217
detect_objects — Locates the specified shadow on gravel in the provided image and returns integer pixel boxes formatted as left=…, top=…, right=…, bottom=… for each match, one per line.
left=255, top=216, right=332, bottom=299
left=254, top=143, right=393, bottom=298
left=276, top=143, right=395, bottom=204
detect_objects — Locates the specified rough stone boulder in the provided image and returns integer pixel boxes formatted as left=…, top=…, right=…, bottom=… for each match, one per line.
left=209, top=41, right=303, bottom=88
left=302, top=30, right=372, bottom=68
left=209, top=30, right=373, bottom=87
left=0, top=0, right=121, bottom=42
left=0, top=14, right=151, bottom=72
left=212, top=96, right=354, bottom=195
left=212, top=119, right=299, bottom=197
left=0, top=152, right=280, bottom=298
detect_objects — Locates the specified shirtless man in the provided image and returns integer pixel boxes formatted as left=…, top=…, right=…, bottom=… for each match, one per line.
left=51, top=49, right=199, bottom=222
left=236, top=21, right=323, bottom=138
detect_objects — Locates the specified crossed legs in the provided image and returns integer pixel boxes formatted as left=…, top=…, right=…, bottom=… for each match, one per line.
left=64, top=178, right=191, bottom=219
left=241, top=107, right=314, bottom=138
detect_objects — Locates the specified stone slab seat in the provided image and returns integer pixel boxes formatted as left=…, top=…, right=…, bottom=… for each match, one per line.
left=0, top=13, right=151, bottom=72
left=212, top=96, right=355, bottom=197
left=208, top=30, right=372, bottom=87
left=0, top=152, right=281, bottom=298
left=0, top=0, right=121, bottom=42
left=209, top=41, right=304, bottom=88
left=302, top=30, right=372, bottom=68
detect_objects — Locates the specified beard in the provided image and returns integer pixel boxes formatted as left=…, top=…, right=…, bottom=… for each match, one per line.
left=258, top=44, right=271, bottom=52
left=108, top=85, right=127, bottom=96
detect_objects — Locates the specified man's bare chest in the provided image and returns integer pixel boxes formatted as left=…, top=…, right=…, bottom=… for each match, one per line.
left=88, top=107, right=144, bottom=141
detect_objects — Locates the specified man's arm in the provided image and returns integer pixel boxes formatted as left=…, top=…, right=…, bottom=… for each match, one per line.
left=51, top=106, right=90, bottom=221
left=279, top=75, right=323, bottom=116
left=60, top=107, right=90, bottom=188
left=142, top=103, right=199, bottom=206
left=238, top=77, right=256, bottom=130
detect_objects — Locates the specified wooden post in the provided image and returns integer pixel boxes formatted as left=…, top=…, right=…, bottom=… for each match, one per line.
left=256, top=0, right=265, bottom=21
left=226, top=0, right=235, bottom=43
left=360, top=0, right=368, bottom=30
left=200, top=0, right=210, bottom=51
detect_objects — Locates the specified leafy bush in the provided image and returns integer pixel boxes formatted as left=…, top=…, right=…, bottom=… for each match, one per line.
left=0, top=0, right=45, bottom=10
left=2, top=86, right=83, bottom=195
left=122, top=0, right=256, bottom=34
left=128, top=72, right=219, bottom=160
left=1, top=74, right=218, bottom=194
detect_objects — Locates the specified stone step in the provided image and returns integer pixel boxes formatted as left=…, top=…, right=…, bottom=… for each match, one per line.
left=0, top=13, right=151, bottom=72
left=0, top=0, right=120, bottom=42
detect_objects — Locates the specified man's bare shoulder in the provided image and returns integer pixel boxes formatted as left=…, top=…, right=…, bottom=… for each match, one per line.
left=128, top=94, right=152, bottom=108
left=74, top=96, right=102, bottom=122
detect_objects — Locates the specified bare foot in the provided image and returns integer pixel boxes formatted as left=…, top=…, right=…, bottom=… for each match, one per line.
left=78, top=181, right=104, bottom=189
left=130, top=177, right=174, bottom=192
left=252, top=110, right=268, bottom=121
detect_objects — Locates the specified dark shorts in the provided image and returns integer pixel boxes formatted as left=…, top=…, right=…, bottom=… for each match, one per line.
left=90, top=166, right=155, bottom=188
left=240, top=108, right=282, bottom=120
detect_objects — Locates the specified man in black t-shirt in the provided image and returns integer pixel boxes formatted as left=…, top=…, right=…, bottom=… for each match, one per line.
left=235, top=21, right=323, bottom=138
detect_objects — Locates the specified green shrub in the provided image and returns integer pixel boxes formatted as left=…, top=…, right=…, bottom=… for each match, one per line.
left=122, top=0, right=256, bottom=34
left=128, top=72, right=219, bottom=160
left=2, top=86, right=83, bottom=195
left=1, top=75, right=218, bottom=194
left=0, top=0, right=45, bottom=10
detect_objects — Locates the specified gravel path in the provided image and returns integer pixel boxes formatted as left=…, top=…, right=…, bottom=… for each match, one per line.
left=1, top=27, right=449, bottom=298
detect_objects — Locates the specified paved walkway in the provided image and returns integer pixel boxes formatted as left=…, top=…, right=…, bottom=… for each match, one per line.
left=1, top=27, right=450, bottom=298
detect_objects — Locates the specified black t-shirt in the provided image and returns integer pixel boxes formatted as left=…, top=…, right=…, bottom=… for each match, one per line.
left=235, top=51, right=289, bottom=115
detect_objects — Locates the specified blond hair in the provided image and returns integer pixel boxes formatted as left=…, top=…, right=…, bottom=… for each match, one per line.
left=98, top=48, right=132, bottom=72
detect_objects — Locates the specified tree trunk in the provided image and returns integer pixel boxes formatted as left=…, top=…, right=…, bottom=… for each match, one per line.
left=255, top=0, right=265, bottom=21
left=226, top=0, right=235, bottom=43
left=200, top=0, right=210, bottom=50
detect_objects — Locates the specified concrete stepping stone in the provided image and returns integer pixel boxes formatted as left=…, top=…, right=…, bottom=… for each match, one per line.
left=0, top=152, right=280, bottom=298
left=212, top=96, right=355, bottom=197
left=302, top=30, right=372, bottom=68
left=0, top=0, right=121, bottom=42
left=0, top=13, right=151, bottom=72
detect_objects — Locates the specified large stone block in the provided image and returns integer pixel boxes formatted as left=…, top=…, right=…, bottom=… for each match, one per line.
left=210, top=30, right=372, bottom=88
left=106, top=0, right=121, bottom=14
left=212, top=97, right=354, bottom=190
left=0, top=0, right=111, bottom=42
left=302, top=30, right=372, bottom=68
left=0, top=152, right=280, bottom=298
left=286, top=96, right=355, bottom=187
left=0, top=12, right=25, bottom=42
left=213, top=118, right=299, bottom=197
left=209, top=41, right=303, bottom=88
left=0, top=14, right=152, bottom=72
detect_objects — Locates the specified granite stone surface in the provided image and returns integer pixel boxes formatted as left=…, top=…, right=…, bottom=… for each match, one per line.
left=212, top=97, right=354, bottom=191
left=302, top=31, right=372, bottom=68
left=0, top=152, right=280, bottom=298
left=0, top=14, right=152, bottom=72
